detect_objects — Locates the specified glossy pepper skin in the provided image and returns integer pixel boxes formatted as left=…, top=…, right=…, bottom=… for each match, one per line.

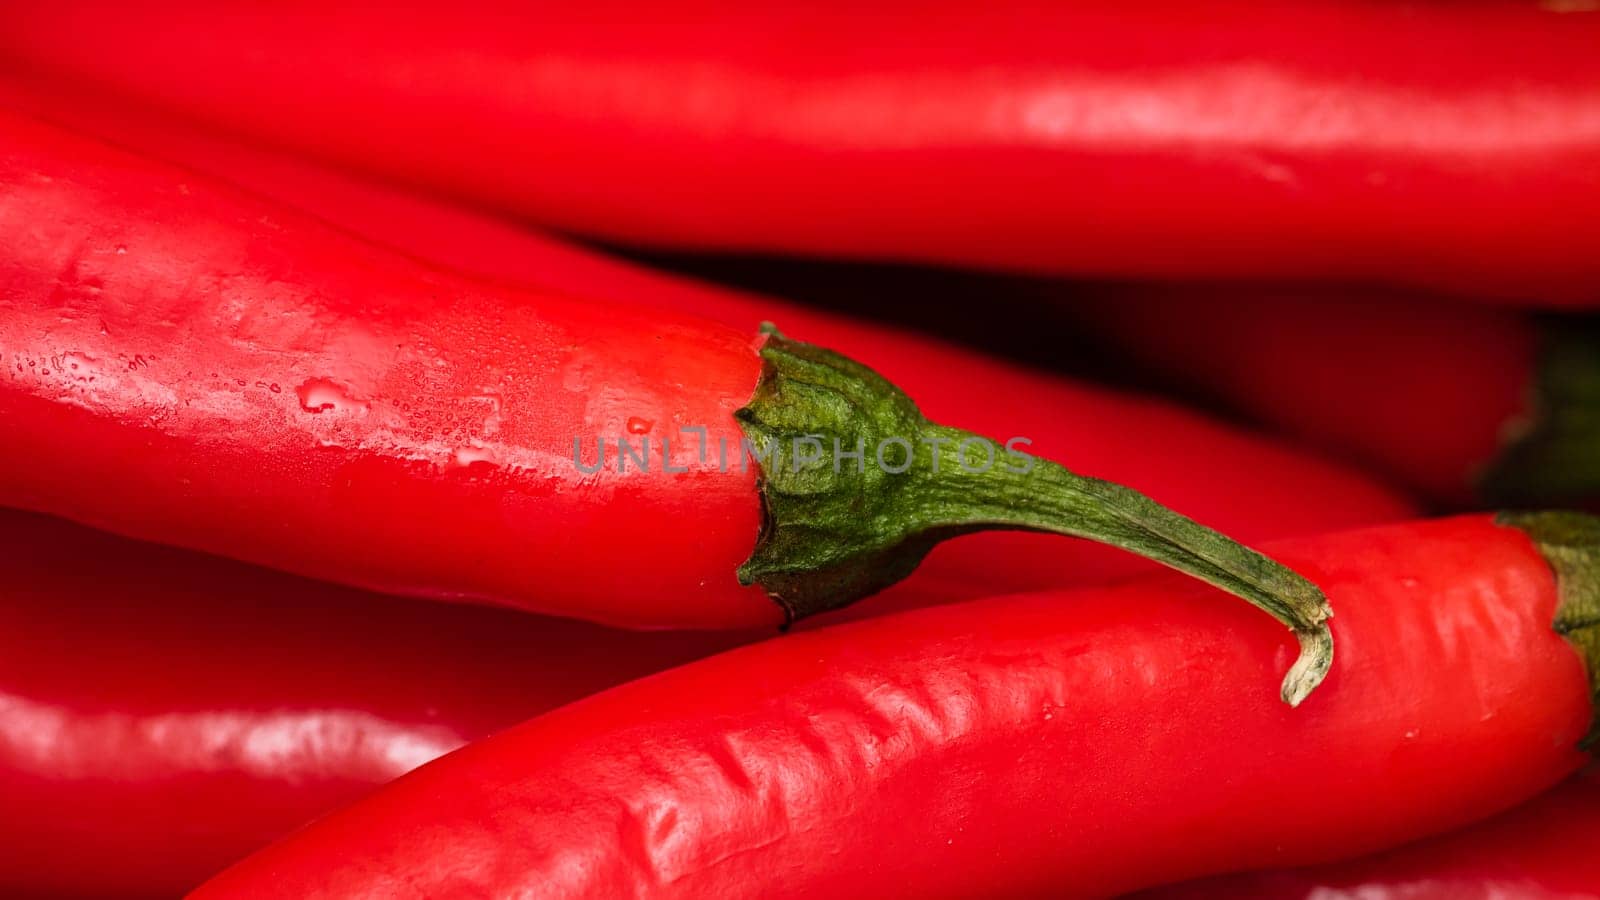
left=3, top=2, right=1597, bottom=303
left=1063, top=287, right=1540, bottom=505
left=194, top=515, right=1595, bottom=899
left=1142, top=769, right=1600, bottom=899
left=0, top=509, right=751, bottom=898
left=0, top=107, right=780, bottom=630
left=0, top=106, right=1414, bottom=626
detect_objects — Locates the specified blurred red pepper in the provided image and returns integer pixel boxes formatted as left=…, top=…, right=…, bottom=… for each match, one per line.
left=0, top=509, right=749, bottom=898
left=1062, top=287, right=1550, bottom=505
left=1142, top=769, right=1600, bottom=899
left=0, top=106, right=1407, bottom=666
left=3, top=2, right=1597, bottom=303
left=192, top=513, right=1599, bottom=899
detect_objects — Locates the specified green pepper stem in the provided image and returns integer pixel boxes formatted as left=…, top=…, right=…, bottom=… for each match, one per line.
left=1498, top=511, right=1600, bottom=750
left=736, top=325, right=1334, bottom=706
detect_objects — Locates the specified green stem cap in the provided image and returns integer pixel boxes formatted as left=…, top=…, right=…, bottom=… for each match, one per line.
left=1481, top=321, right=1600, bottom=506
left=735, top=325, right=1334, bottom=707
left=1497, top=510, right=1600, bottom=750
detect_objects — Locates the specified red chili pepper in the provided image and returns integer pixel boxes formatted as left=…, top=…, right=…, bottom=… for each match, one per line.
left=0, top=76, right=1418, bottom=613
left=3, top=3, right=1597, bottom=303
left=0, top=106, right=1418, bottom=694
left=1142, top=769, right=1600, bottom=899
left=1060, top=287, right=1600, bottom=509
left=0, top=508, right=749, bottom=898
left=191, top=513, right=1600, bottom=899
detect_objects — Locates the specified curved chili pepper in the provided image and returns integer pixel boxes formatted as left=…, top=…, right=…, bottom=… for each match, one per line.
left=1062, top=287, right=1600, bottom=509
left=0, top=509, right=751, bottom=898
left=1141, top=769, right=1600, bottom=899
left=3, top=2, right=1597, bottom=303
left=0, top=107, right=1422, bottom=695
left=191, top=513, right=1600, bottom=899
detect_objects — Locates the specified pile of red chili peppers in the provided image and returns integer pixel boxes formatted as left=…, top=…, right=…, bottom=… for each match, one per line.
left=0, top=4, right=1598, bottom=898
